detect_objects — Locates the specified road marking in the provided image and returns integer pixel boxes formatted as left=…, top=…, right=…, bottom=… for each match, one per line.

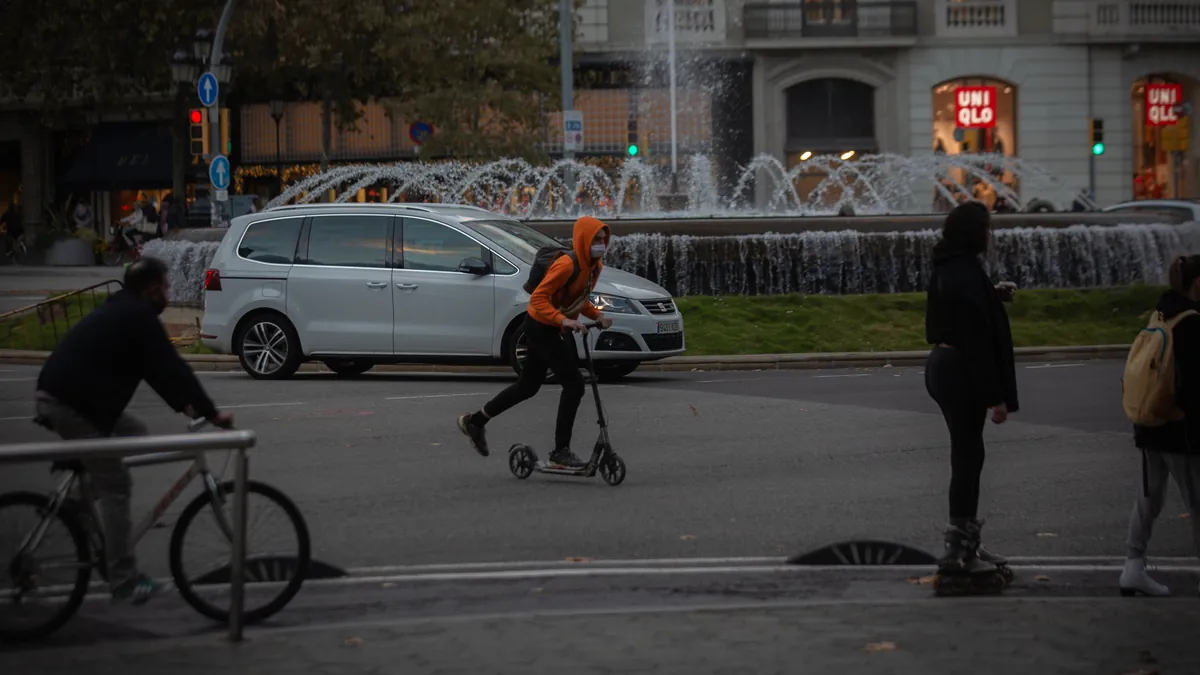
left=0, top=377, right=35, bottom=382
left=693, top=377, right=767, bottom=384
left=1025, top=363, right=1085, bottom=370
left=0, top=415, right=31, bottom=422
left=813, top=373, right=871, bottom=379
left=221, top=401, right=306, bottom=410
left=385, top=392, right=488, bottom=401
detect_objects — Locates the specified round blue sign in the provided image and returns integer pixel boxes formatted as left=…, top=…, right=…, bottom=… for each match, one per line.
left=409, top=121, right=433, bottom=145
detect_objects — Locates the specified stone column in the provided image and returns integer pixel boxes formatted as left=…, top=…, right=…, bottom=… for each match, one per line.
left=19, top=113, right=49, bottom=228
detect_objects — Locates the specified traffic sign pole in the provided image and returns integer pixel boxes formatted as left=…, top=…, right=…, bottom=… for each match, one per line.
left=206, top=0, right=239, bottom=226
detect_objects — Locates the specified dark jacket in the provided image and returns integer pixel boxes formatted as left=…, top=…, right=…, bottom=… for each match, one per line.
left=925, top=252, right=1020, bottom=412
left=36, top=289, right=218, bottom=434
left=1134, top=291, right=1200, bottom=455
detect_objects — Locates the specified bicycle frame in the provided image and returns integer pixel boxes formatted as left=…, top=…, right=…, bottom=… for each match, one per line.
left=19, top=450, right=234, bottom=575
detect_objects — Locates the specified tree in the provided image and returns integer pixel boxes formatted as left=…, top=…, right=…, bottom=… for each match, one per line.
left=386, top=0, right=563, bottom=163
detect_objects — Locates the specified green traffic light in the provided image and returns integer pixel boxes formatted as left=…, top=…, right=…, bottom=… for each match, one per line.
left=1092, top=142, right=1105, bottom=156
left=627, top=144, right=638, bottom=157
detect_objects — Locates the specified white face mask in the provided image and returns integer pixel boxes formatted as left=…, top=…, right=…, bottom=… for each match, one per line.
left=590, top=244, right=607, bottom=259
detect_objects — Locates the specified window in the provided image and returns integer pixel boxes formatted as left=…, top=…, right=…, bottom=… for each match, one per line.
left=463, top=219, right=560, bottom=265
left=237, top=218, right=303, bottom=264
left=304, top=215, right=390, bottom=268
left=487, top=250, right=519, bottom=275
left=400, top=218, right=488, bottom=273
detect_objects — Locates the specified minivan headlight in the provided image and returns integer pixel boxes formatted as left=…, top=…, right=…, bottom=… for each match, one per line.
left=590, top=293, right=638, bottom=314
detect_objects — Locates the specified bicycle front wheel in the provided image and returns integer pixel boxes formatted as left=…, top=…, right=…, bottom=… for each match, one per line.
left=0, top=492, right=92, bottom=642
left=168, top=480, right=310, bottom=624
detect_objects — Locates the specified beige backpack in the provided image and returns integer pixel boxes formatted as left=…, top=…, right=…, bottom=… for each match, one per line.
left=1122, top=309, right=1198, bottom=426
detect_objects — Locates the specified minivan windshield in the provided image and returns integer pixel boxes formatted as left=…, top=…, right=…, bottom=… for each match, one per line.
left=462, top=218, right=563, bottom=265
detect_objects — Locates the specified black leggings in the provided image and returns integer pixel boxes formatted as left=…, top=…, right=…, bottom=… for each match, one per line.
left=925, top=346, right=989, bottom=520
left=484, top=315, right=585, bottom=450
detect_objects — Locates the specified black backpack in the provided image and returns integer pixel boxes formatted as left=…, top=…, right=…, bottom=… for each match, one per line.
left=523, top=245, right=581, bottom=294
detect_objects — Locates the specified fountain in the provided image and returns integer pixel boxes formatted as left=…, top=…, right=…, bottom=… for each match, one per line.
left=264, top=152, right=1091, bottom=218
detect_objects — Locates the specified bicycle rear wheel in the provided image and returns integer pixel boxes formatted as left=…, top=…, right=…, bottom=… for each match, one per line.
left=168, top=480, right=310, bottom=624
left=0, top=492, right=92, bottom=642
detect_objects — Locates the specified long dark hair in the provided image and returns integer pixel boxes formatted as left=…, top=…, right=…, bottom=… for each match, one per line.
left=932, top=200, right=992, bottom=260
left=1168, top=254, right=1200, bottom=296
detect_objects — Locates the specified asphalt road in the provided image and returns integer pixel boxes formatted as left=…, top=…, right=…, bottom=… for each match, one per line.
left=1, top=358, right=1194, bottom=577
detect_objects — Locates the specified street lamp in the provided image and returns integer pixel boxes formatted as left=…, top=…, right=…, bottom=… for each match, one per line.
left=270, top=100, right=285, bottom=196
left=171, top=49, right=198, bottom=86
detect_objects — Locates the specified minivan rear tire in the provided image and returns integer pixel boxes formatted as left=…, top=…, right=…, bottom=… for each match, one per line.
left=236, top=313, right=302, bottom=380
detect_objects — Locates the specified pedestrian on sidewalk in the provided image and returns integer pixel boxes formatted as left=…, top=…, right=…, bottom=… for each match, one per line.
left=457, top=216, right=614, bottom=469
left=1119, top=254, right=1200, bottom=597
left=924, top=200, right=1019, bottom=577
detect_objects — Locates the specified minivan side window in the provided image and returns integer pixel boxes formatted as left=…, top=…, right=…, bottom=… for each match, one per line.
left=304, top=215, right=391, bottom=268
left=400, top=218, right=488, bottom=273
left=237, top=217, right=303, bottom=264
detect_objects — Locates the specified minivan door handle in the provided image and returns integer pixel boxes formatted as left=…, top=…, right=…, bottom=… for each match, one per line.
left=366, top=281, right=388, bottom=289
left=396, top=283, right=419, bottom=290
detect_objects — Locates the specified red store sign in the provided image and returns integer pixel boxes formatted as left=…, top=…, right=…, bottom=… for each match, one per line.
left=955, top=86, right=996, bottom=129
left=1145, top=83, right=1183, bottom=126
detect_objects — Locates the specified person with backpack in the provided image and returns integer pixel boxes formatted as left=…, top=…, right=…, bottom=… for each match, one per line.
left=1119, top=254, right=1200, bottom=596
left=924, top=200, right=1019, bottom=579
left=457, top=216, right=614, bottom=469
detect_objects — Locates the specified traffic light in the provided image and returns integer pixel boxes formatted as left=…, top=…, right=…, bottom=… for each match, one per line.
left=189, top=108, right=209, bottom=156
left=627, top=118, right=638, bottom=157
left=1090, top=118, right=1105, bottom=156
left=219, top=107, right=231, bottom=155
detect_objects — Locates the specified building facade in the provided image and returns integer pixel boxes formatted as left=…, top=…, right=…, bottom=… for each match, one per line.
left=572, top=0, right=1200, bottom=206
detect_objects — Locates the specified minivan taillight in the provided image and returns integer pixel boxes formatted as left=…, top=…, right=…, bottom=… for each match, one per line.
left=204, top=268, right=222, bottom=291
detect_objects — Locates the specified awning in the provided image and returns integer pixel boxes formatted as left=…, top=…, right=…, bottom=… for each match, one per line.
left=61, top=123, right=173, bottom=190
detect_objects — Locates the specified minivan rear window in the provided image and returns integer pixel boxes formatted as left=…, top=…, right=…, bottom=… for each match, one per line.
left=237, top=217, right=303, bottom=264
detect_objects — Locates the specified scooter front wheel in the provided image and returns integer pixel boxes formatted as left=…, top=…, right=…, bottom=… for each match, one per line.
left=600, top=453, right=626, bottom=486
left=508, top=444, right=536, bottom=480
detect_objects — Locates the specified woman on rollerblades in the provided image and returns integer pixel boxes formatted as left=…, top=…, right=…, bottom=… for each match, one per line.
left=923, top=200, right=1019, bottom=592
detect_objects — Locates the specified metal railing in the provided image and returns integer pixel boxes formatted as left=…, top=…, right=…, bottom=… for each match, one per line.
left=743, top=1, right=918, bottom=40
left=0, top=280, right=122, bottom=352
left=0, top=429, right=257, bottom=641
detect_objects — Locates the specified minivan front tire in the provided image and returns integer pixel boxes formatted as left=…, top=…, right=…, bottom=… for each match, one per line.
left=237, top=313, right=302, bottom=380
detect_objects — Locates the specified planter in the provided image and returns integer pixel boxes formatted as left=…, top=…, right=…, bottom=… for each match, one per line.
left=44, top=238, right=97, bottom=266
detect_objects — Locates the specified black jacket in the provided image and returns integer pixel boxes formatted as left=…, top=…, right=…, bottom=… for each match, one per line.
left=36, top=289, right=218, bottom=434
left=925, top=253, right=1020, bottom=412
left=1134, top=291, right=1200, bottom=455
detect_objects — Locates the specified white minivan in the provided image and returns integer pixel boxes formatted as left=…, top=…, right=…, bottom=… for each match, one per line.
left=199, top=203, right=685, bottom=380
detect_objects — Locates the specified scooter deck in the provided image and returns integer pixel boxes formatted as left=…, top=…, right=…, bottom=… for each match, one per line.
left=532, top=462, right=596, bottom=476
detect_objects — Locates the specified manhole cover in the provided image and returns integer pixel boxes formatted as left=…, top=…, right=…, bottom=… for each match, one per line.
left=191, top=556, right=347, bottom=585
left=788, top=540, right=936, bottom=566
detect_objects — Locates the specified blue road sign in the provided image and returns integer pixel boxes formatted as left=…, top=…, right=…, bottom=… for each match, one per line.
left=197, top=72, right=219, bottom=107
left=409, top=121, right=433, bottom=145
left=209, top=155, right=231, bottom=190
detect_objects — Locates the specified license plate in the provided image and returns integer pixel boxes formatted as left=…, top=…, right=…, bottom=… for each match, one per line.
left=657, top=320, right=681, bottom=334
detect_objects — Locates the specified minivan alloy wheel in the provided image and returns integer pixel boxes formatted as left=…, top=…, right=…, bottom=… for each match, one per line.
left=243, top=321, right=289, bottom=375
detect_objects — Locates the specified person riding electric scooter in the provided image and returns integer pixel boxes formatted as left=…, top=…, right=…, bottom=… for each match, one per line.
left=457, top=215, right=614, bottom=469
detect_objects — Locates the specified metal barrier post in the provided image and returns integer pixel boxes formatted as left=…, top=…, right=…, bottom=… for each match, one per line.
left=229, top=447, right=249, bottom=641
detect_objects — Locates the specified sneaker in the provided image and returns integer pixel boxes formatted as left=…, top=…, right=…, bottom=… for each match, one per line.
left=457, top=414, right=489, bottom=457
left=548, top=448, right=587, bottom=469
left=111, top=573, right=163, bottom=606
left=1119, top=557, right=1170, bottom=597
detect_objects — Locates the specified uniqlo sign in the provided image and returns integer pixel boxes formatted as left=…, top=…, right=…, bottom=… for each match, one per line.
left=1145, top=84, right=1183, bottom=126
left=955, top=86, right=997, bottom=129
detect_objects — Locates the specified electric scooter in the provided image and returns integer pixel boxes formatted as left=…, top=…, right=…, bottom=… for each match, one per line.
left=507, top=322, right=627, bottom=486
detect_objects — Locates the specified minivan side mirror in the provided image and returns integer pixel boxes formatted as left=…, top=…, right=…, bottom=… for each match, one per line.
left=458, top=257, right=491, bottom=276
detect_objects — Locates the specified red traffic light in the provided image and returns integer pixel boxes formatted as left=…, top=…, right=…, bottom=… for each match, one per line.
left=189, top=109, right=203, bottom=124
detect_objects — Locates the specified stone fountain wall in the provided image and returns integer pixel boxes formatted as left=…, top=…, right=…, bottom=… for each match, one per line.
left=148, top=223, right=1200, bottom=304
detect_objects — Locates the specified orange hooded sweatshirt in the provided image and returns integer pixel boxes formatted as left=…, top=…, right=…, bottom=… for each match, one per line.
left=527, top=215, right=609, bottom=327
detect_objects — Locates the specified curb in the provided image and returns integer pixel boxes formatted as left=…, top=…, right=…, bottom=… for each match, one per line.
left=0, top=345, right=1130, bottom=374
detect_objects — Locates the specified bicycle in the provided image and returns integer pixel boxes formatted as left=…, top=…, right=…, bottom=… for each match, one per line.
left=0, top=418, right=311, bottom=641
left=0, top=226, right=27, bottom=265
left=103, top=225, right=147, bottom=266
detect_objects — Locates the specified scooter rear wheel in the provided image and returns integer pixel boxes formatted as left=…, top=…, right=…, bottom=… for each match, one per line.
left=600, top=453, right=626, bottom=486
left=508, top=444, right=536, bottom=480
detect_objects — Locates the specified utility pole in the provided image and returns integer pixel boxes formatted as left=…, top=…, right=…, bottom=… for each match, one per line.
left=668, top=0, right=678, bottom=192
left=208, top=0, right=239, bottom=225
left=559, top=0, right=575, bottom=214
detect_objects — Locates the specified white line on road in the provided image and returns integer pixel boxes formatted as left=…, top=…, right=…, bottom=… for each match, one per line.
left=385, top=392, right=488, bottom=401
left=693, top=378, right=767, bottom=384
left=221, top=401, right=306, bottom=410
left=0, top=415, right=31, bottom=422
left=813, top=373, right=871, bottom=379
left=1025, top=363, right=1086, bottom=370
left=0, top=377, right=34, bottom=382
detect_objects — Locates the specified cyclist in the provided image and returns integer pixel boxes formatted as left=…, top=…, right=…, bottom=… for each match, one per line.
left=457, top=216, right=614, bottom=469
left=33, top=257, right=234, bottom=604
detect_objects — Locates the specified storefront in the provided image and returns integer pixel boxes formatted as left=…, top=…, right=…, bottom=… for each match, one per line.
left=930, top=77, right=1018, bottom=210
left=1130, top=75, right=1196, bottom=200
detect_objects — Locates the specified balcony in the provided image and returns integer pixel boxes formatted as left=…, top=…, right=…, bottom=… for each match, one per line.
left=743, top=1, right=918, bottom=45
left=1053, top=0, right=1200, bottom=41
left=935, top=0, right=1017, bottom=38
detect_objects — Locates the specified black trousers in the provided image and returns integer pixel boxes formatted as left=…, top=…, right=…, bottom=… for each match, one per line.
left=925, top=346, right=989, bottom=520
left=484, top=315, right=585, bottom=450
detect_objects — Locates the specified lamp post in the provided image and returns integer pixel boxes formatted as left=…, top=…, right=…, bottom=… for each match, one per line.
left=170, top=49, right=199, bottom=225
left=270, top=100, right=284, bottom=197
